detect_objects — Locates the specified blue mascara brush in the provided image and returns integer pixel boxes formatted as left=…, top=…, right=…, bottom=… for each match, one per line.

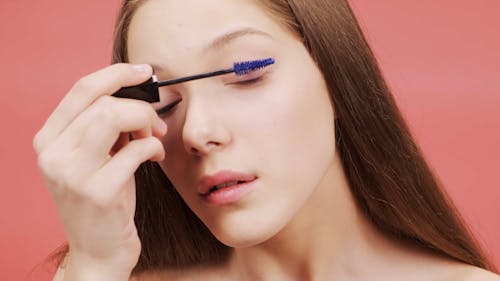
left=112, top=58, right=275, bottom=103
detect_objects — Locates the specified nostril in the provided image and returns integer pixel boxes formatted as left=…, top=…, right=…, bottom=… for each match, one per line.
left=186, top=140, right=224, bottom=156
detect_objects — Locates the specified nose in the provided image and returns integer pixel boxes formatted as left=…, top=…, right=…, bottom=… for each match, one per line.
left=182, top=90, right=231, bottom=156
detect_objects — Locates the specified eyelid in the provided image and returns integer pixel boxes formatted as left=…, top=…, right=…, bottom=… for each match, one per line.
left=227, top=67, right=268, bottom=82
left=154, top=67, right=270, bottom=115
left=156, top=99, right=182, bottom=115
left=226, top=68, right=270, bottom=86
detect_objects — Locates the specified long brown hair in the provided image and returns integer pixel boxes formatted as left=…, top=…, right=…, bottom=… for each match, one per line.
left=47, top=0, right=495, bottom=276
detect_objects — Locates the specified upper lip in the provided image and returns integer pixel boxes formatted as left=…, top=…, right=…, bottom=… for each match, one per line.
left=198, top=170, right=257, bottom=195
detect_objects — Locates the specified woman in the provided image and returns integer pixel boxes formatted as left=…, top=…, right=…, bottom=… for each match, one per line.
left=35, top=0, right=499, bottom=280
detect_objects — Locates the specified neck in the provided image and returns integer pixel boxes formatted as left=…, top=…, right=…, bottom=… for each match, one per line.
left=226, top=151, right=443, bottom=281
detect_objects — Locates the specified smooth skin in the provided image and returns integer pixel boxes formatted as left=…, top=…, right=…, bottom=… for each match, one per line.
left=36, top=0, right=500, bottom=280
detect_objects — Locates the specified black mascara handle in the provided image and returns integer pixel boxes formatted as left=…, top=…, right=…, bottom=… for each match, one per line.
left=112, top=75, right=160, bottom=103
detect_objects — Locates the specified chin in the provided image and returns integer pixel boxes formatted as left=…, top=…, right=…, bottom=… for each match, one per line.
left=203, top=211, right=289, bottom=248
left=213, top=229, right=273, bottom=248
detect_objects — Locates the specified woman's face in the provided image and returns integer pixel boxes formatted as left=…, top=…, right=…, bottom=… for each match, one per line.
left=128, top=0, right=336, bottom=247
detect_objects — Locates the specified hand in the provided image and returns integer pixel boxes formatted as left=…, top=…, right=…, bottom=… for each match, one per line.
left=33, top=63, right=167, bottom=275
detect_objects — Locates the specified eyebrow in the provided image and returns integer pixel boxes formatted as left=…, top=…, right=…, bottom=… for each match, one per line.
left=150, top=27, right=273, bottom=75
left=207, top=27, right=272, bottom=51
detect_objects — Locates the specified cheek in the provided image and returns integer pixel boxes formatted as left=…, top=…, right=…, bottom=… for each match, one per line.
left=255, top=65, right=336, bottom=195
left=260, top=69, right=335, bottom=160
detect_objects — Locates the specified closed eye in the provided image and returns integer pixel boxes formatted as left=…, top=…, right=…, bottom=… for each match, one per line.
left=156, top=99, right=182, bottom=115
left=228, top=76, right=264, bottom=87
left=156, top=75, right=265, bottom=116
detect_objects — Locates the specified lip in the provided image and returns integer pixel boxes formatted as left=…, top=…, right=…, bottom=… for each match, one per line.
left=198, top=170, right=257, bottom=195
left=203, top=180, right=258, bottom=206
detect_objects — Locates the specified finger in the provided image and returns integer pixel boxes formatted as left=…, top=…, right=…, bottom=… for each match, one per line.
left=70, top=96, right=165, bottom=163
left=33, top=63, right=153, bottom=154
left=88, top=137, right=165, bottom=195
left=110, top=133, right=130, bottom=157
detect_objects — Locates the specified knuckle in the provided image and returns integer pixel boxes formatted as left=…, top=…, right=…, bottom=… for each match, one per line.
left=37, top=149, right=82, bottom=193
left=37, top=150, right=57, bottom=173
left=93, top=100, right=118, bottom=127
left=145, top=136, right=160, bottom=149
left=143, top=137, right=163, bottom=160
left=37, top=151, right=66, bottom=188
left=142, top=102, right=159, bottom=119
left=136, top=108, right=151, bottom=126
left=128, top=139, right=146, bottom=157
left=95, top=95, right=114, bottom=108
left=32, top=130, right=44, bottom=153
left=128, top=138, right=158, bottom=159
left=72, top=77, right=97, bottom=95
left=111, top=62, right=128, bottom=73
left=105, top=63, right=130, bottom=81
left=150, top=137, right=163, bottom=150
left=126, top=101, right=152, bottom=125
left=137, top=100, right=154, bottom=113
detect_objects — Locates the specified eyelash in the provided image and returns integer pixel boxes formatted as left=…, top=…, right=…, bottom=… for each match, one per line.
left=230, top=76, right=263, bottom=87
left=156, top=99, right=182, bottom=115
left=155, top=76, right=264, bottom=115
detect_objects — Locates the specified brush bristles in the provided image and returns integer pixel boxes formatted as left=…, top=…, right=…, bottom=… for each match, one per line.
left=233, top=58, right=275, bottom=76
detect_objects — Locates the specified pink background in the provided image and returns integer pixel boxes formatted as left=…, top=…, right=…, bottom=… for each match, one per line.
left=0, top=1, right=498, bottom=280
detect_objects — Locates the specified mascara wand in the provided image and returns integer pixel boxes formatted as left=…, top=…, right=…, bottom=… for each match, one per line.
left=112, top=58, right=275, bottom=103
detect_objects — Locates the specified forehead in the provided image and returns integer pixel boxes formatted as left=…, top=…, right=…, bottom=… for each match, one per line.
left=127, top=0, right=288, bottom=63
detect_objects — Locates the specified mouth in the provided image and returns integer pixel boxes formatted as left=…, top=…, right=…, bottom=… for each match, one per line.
left=198, top=170, right=258, bottom=205
left=206, top=180, right=250, bottom=194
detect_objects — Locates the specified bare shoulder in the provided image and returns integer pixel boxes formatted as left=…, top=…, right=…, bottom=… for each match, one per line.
left=463, top=267, right=500, bottom=281
left=445, top=265, right=500, bottom=281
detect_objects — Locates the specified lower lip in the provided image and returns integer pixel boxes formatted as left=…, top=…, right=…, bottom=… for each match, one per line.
left=202, top=179, right=257, bottom=206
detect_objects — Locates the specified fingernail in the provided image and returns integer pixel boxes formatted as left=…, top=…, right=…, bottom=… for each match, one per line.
left=133, top=64, right=151, bottom=73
